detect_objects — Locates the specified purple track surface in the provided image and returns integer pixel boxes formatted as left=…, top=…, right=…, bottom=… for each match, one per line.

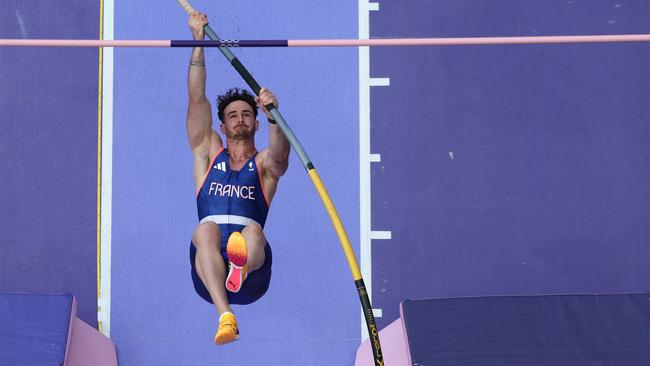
left=0, top=2, right=98, bottom=328
left=110, top=1, right=359, bottom=365
left=370, top=0, right=650, bottom=329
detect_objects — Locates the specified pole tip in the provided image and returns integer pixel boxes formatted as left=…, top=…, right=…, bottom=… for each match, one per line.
left=176, top=0, right=197, bottom=15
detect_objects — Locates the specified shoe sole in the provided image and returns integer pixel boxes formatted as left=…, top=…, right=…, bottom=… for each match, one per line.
left=215, top=331, right=240, bottom=345
left=226, top=232, right=247, bottom=293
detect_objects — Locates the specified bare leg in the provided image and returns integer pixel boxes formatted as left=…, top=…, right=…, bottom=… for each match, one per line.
left=192, top=222, right=232, bottom=315
left=241, top=223, right=267, bottom=272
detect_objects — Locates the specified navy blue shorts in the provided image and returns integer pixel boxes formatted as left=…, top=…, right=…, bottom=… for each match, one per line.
left=190, top=241, right=272, bottom=305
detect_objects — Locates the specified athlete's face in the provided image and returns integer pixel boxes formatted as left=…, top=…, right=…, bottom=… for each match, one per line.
left=221, top=100, right=259, bottom=140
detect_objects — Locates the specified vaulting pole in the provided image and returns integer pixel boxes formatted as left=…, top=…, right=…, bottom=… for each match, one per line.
left=175, top=0, right=384, bottom=364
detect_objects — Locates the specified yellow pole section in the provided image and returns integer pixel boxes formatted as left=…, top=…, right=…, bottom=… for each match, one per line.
left=308, top=168, right=363, bottom=281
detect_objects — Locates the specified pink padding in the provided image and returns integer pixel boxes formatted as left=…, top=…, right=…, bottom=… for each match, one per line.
left=65, top=317, right=118, bottom=366
left=355, top=318, right=411, bottom=366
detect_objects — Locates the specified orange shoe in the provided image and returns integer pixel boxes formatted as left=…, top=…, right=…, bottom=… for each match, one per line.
left=225, top=232, right=248, bottom=293
left=215, top=312, right=239, bottom=345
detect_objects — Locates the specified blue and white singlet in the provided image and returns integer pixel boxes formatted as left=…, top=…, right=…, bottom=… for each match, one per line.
left=196, top=148, right=269, bottom=246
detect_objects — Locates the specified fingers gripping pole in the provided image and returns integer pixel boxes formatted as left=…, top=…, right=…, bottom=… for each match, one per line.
left=176, top=1, right=384, bottom=364
left=178, top=0, right=313, bottom=172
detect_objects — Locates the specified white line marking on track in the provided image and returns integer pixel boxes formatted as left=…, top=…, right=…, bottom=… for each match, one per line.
left=369, top=77, right=390, bottom=87
left=370, top=231, right=392, bottom=240
left=359, top=0, right=374, bottom=342
left=99, top=0, right=114, bottom=338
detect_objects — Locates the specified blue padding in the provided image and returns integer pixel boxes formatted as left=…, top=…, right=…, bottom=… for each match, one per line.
left=403, top=293, right=650, bottom=365
left=0, top=293, right=73, bottom=366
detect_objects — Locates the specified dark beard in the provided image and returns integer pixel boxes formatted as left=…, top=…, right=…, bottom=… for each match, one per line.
left=226, top=125, right=254, bottom=140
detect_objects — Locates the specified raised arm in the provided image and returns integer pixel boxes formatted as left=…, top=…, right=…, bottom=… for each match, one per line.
left=257, top=88, right=290, bottom=182
left=186, top=13, right=222, bottom=186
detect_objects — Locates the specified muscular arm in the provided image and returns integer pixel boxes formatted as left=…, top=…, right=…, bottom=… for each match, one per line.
left=258, top=88, right=290, bottom=181
left=186, top=13, right=222, bottom=187
left=264, top=121, right=290, bottom=178
left=187, top=46, right=212, bottom=153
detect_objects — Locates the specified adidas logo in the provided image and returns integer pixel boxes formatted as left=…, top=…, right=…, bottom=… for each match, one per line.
left=214, top=161, right=226, bottom=172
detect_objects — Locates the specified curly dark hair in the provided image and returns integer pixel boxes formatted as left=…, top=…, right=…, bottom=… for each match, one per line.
left=216, top=88, right=258, bottom=122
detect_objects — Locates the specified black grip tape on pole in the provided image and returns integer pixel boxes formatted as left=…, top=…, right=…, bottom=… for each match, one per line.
left=231, top=57, right=261, bottom=94
left=355, top=279, right=384, bottom=365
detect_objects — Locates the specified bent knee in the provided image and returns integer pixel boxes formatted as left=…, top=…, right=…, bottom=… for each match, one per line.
left=242, top=223, right=264, bottom=238
left=192, top=222, right=220, bottom=249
